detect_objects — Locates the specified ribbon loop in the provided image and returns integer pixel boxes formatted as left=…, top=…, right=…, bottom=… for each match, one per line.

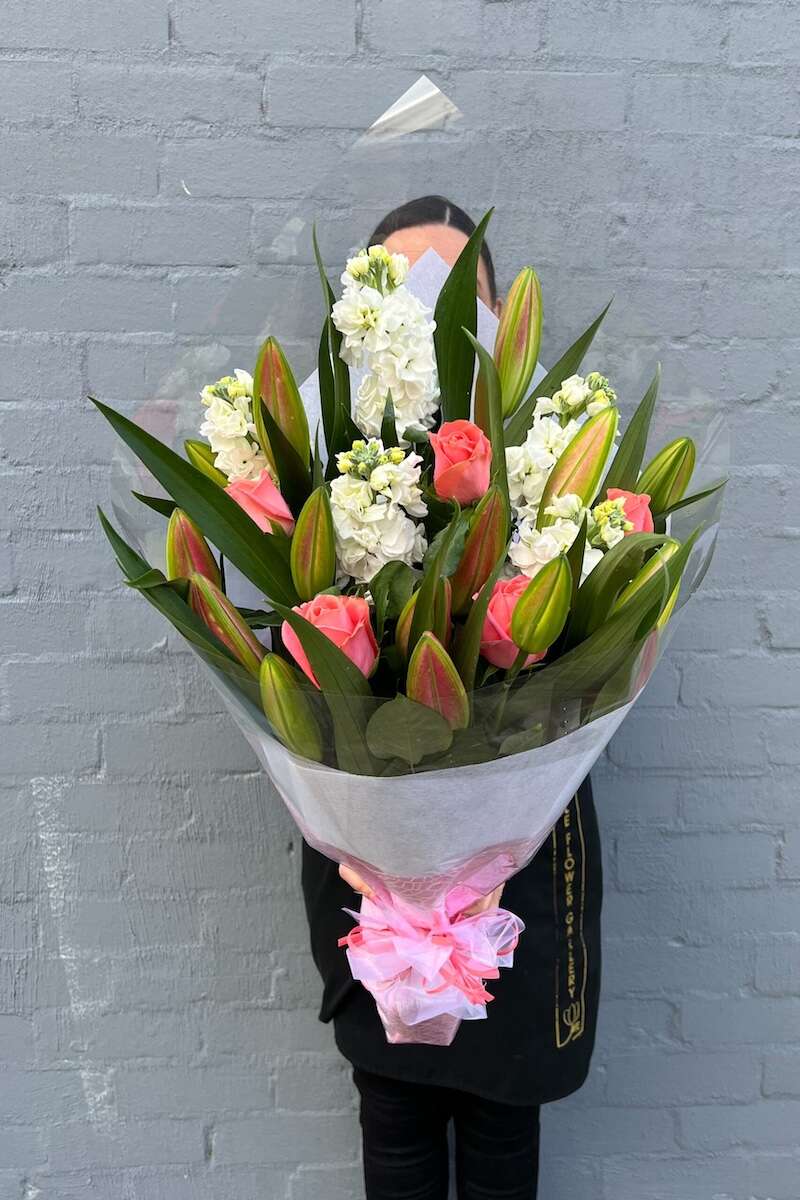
left=338, top=890, right=525, bottom=1037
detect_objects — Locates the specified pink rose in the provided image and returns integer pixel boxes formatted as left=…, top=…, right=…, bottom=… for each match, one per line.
left=429, top=419, right=492, bottom=505
left=226, top=469, right=295, bottom=535
left=480, top=575, right=547, bottom=671
left=607, top=487, right=654, bottom=534
left=282, top=594, right=379, bottom=688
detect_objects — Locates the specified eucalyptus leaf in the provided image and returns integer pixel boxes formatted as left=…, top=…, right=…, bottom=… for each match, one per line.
left=366, top=695, right=452, bottom=766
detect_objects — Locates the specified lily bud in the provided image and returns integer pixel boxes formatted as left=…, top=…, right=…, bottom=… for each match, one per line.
left=537, top=406, right=619, bottom=528
left=495, top=267, right=542, bottom=418
left=396, top=579, right=452, bottom=659
left=450, top=485, right=508, bottom=616
left=637, top=437, right=696, bottom=513
left=188, top=573, right=264, bottom=676
left=510, top=555, right=572, bottom=655
left=166, top=508, right=220, bottom=587
left=406, top=632, right=469, bottom=730
left=253, top=336, right=310, bottom=466
left=615, top=539, right=681, bottom=629
left=184, top=439, right=228, bottom=487
left=259, top=654, right=324, bottom=762
left=290, top=487, right=336, bottom=601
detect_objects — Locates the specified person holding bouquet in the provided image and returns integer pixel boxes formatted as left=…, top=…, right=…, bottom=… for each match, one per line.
left=301, top=197, right=603, bottom=1200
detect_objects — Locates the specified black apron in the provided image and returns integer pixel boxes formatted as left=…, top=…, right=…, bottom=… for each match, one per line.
left=301, top=775, right=602, bottom=1107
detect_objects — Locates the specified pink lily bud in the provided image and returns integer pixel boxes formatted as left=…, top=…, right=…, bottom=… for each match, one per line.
left=188, top=573, right=264, bottom=677
left=165, top=508, right=220, bottom=587
left=495, top=267, right=542, bottom=418
left=290, top=487, right=336, bottom=601
left=450, top=485, right=508, bottom=616
left=537, top=406, right=619, bottom=528
left=406, top=632, right=470, bottom=730
left=253, top=336, right=310, bottom=466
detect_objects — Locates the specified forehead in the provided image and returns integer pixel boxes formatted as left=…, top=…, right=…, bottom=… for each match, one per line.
left=382, top=223, right=493, bottom=300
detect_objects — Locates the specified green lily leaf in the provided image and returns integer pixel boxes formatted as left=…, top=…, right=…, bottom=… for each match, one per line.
left=255, top=394, right=312, bottom=515
left=660, top=478, right=728, bottom=516
left=272, top=601, right=377, bottom=776
left=434, top=209, right=493, bottom=422
left=366, top=694, right=452, bottom=767
left=370, top=560, right=417, bottom=640
left=452, top=548, right=508, bottom=690
left=505, top=300, right=613, bottom=446
left=568, top=532, right=672, bottom=645
left=184, top=439, right=228, bottom=488
left=409, top=506, right=463, bottom=661
left=132, top=491, right=176, bottom=518
left=600, top=364, right=660, bottom=495
left=92, top=397, right=298, bottom=607
left=464, top=329, right=510, bottom=516
left=381, top=393, right=398, bottom=448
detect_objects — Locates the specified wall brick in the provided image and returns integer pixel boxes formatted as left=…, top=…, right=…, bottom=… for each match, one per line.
left=71, top=203, right=252, bottom=267
left=77, top=65, right=263, bottom=127
left=547, top=2, right=727, bottom=63
left=0, top=201, right=68, bottom=268
left=0, top=134, right=159, bottom=198
left=0, top=61, right=75, bottom=125
left=173, top=0, right=355, bottom=54
left=0, top=0, right=168, bottom=50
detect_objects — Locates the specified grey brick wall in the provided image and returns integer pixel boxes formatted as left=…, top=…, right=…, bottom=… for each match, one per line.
left=1, top=2, right=798, bottom=1197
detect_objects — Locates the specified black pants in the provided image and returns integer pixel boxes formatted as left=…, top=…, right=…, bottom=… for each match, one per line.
left=354, top=1069, right=540, bottom=1200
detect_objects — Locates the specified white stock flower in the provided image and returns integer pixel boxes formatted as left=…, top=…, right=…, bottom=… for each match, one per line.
left=509, top=493, right=602, bottom=581
left=330, top=440, right=428, bottom=583
left=505, top=416, right=579, bottom=522
left=333, top=255, right=439, bottom=440
left=212, top=437, right=270, bottom=482
left=198, top=369, right=266, bottom=482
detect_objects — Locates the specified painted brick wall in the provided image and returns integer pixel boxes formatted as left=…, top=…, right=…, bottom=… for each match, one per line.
left=1, top=2, right=798, bottom=1196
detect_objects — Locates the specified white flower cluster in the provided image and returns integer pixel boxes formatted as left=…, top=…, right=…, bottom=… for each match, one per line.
left=199, top=370, right=270, bottom=482
left=505, top=415, right=580, bottom=524
left=329, top=438, right=428, bottom=585
left=509, top=494, right=603, bottom=581
left=533, top=372, right=617, bottom=422
left=331, top=245, right=439, bottom=440
left=590, top=496, right=632, bottom=550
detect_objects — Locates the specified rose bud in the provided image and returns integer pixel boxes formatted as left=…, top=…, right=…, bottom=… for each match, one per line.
left=606, top=487, right=654, bottom=535
left=395, top=579, right=452, bottom=659
left=637, top=437, right=696, bottom=513
left=259, top=653, right=323, bottom=762
left=253, top=336, right=310, bottom=466
left=406, top=632, right=469, bottom=730
left=290, top=486, right=336, bottom=601
left=281, top=594, right=379, bottom=689
left=537, top=406, right=619, bottom=528
left=226, top=468, right=295, bottom=535
left=450, top=485, right=508, bottom=616
left=184, top=439, right=228, bottom=488
left=188, top=573, right=264, bottom=677
left=165, top=508, right=221, bottom=587
left=429, top=419, right=492, bottom=506
left=509, top=555, right=572, bottom=657
left=495, top=267, right=542, bottom=418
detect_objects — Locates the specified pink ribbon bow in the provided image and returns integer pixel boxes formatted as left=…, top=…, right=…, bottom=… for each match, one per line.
left=338, top=891, right=525, bottom=1032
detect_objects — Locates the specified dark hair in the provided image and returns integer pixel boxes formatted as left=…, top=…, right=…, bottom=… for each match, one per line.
left=368, top=195, right=497, bottom=305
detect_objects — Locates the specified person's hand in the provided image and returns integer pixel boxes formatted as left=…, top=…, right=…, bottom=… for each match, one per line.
left=338, top=866, right=503, bottom=915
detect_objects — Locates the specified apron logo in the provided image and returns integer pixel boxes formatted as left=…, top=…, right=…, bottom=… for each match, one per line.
left=553, top=794, right=588, bottom=1048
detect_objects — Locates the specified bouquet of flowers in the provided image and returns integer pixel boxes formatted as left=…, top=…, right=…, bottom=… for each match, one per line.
left=93, top=83, right=726, bottom=1046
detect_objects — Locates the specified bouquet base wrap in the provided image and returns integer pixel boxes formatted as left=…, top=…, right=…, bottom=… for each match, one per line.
left=225, top=685, right=634, bottom=1045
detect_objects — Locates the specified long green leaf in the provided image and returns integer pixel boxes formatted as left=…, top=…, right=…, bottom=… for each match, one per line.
left=97, top=509, right=258, bottom=692
left=434, top=209, right=493, bottom=422
left=255, top=395, right=312, bottom=515
left=132, top=491, right=176, bottom=518
left=452, top=548, right=507, bottom=690
left=313, top=226, right=352, bottom=466
left=505, top=300, right=613, bottom=446
left=464, top=330, right=509, bottom=515
left=601, top=364, right=661, bottom=494
left=568, top=532, right=671, bottom=645
left=661, top=477, right=727, bottom=516
left=381, top=393, right=398, bottom=447
left=408, top=507, right=463, bottom=662
left=273, top=602, right=377, bottom=775
left=92, top=398, right=299, bottom=607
